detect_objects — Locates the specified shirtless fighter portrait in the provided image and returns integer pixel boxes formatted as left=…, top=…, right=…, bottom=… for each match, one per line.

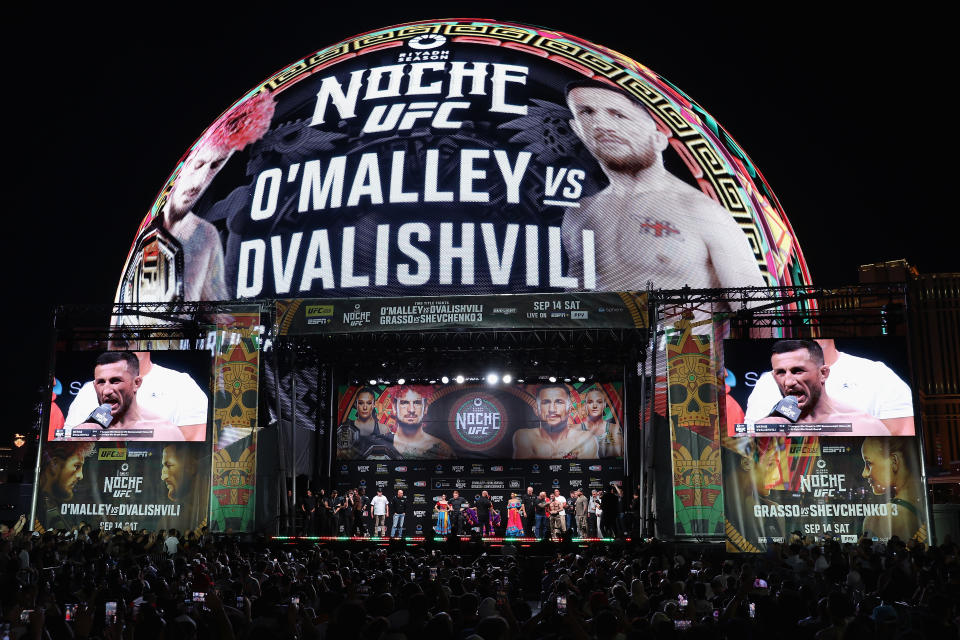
left=561, top=80, right=766, bottom=300
left=755, top=340, right=890, bottom=435
left=514, top=384, right=598, bottom=459
left=390, top=385, right=454, bottom=459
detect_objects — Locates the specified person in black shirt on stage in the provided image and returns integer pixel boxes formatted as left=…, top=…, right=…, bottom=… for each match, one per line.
left=300, top=489, right=316, bottom=535
left=318, top=489, right=333, bottom=536
left=390, top=489, right=408, bottom=538
left=449, top=490, right=468, bottom=535
left=600, top=485, right=620, bottom=538
left=522, top=486, right=537, bottom=538
left=474, top=491, right=492, bottom=537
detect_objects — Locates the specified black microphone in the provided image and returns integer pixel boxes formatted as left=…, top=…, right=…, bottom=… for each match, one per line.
left=768, top=395, right=801, bottom=423
left=83, top=403, right=113, bottom=429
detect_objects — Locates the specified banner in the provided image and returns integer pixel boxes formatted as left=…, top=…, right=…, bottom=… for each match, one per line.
left=723, top=435, right=930, bottom=552
left=667, top=321, right=724, bottom=537
left=210, top=309, right=261, bottom=533
left=278, top=292, right=647, bottom=334
left=35, top=440, right=209, bottom=533
left=337, top=381, right=623, bottom=460
left=116, top=19, right=810, bottom=308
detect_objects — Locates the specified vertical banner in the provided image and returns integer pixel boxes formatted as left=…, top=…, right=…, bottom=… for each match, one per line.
left=210, top=309, right=261, bottom=533
left=667, top=320, right=724, bottom=536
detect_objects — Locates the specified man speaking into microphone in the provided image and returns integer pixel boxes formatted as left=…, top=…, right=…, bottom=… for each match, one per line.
left=754, top=340, right=889, bottom=436
left=67, top=352, right=185, bottom=441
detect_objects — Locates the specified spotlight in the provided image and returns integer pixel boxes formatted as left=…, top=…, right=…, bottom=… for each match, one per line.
left=486, top=373, right=499, bottom=384
left=397, top=378, right=406, bottom=385
left=441, top=376, right=450, bottom=384
left=548, top=376, right=557, bottom=383
left=563, top=377, right=571, bottom=383
left=369, top=379, right=377, bottom=385
left=455, top=375, right=465, bottom=384
left=502, top=374, right=512, bottom=383
left=578, top=376, right=586, bottom=382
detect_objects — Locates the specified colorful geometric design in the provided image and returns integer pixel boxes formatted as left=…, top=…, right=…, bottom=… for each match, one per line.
left=667, top=316, right=723, bottom=536
left=210, top=310, right=260, bottom=533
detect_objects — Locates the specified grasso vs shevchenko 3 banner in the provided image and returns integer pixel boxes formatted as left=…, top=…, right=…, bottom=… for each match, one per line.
left=116, top=19, right=810, bottom=305
left=723, top=436, right=929, bottom=552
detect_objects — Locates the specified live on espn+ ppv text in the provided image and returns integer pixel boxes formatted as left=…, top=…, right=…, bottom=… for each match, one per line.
left=36, top=351, right=211, bottom=533
left=721, top=337, right=927, bottom=551
left=337, top=381, right=624, bottom=460
left=116, top=19, right=809, bottom=308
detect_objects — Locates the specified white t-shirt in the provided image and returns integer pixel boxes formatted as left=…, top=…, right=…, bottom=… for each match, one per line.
left=744, top=351, right=914, bottom=424
left=65, top=363, right=208, bottom=428
left=164, top=535, right=179, bottom=556
left=371, top=495, right=389, bottom=516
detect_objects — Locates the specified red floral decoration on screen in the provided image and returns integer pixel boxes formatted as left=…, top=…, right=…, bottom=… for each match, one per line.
left=204, top=91, right=276, bottom=154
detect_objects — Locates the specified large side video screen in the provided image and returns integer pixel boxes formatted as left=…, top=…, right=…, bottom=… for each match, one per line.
left=35, top=351, right=212, bottom=533
left=723, top=436, right=929, bottom=550
left=50, top=351, right=211, bottom=442
left=723, top=338, right=915, bottom=437
left=336, top=381, right=623, bottom=460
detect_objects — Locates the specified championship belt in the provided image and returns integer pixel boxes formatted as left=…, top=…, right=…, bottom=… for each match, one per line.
left=116, top=222, right=185, bottom=323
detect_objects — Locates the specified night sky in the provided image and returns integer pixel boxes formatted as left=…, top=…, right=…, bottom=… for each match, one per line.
left=7, top=5, right=952, bottom=444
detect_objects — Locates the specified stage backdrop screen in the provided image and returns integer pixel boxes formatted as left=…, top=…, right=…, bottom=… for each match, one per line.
left=116, top=19, right=809, bottom=307
left=35, top=351, right=211, bottom=533
left=723, top=338, right=915, bottom=438
left=336, top=382, right=623, bottom=460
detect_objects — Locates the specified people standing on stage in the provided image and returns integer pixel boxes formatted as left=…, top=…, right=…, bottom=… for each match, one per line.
left=535, top=491, right=549, bottom=539
left=320, top=489, right=334, bottom=535
left=337, top=490, right=354, bottom=536
left=449, top=490, right=468, bottom=535
left=513, top=384, right=598, bottom=458
left=552, top=489, right=569, bottom=533
left=600, top=485, right=620, bottom=538
left=505, top=493, right=526, bottom=537
left=353, top=487, right=369, bottom=537
left=587, top=490, right=599, bottom=537
left=575, top=489, right=589, bottom=537
left=300, top=489, right=316, bottom=535
left=371, top=489, right=389, bottom=537
left=434, top=494, right=452, bottom=535
left=522, top=486, right=537, bottom=538
left=595, top=492, right=603, bottom=536
left=390, top=489, right=408, bottom=538
left=475, top=491, right=493, bottom=537
left=548, top=492, right=566, bottom=539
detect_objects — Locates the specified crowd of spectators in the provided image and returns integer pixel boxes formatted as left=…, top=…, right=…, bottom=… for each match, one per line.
left=1, top=520, right=956, bottom=640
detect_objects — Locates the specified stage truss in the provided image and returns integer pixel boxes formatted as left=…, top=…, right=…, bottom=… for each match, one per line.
left=43, top=283, right=915, bottom=539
